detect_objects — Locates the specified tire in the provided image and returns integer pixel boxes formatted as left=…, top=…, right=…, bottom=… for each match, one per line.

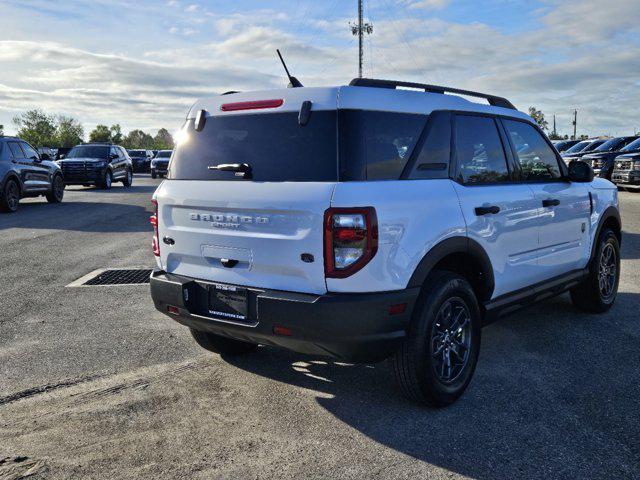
left=0, top=178, right=20, bottom=213
left=570, top=228, right=620, bottom=313
left=391, top=271, right=482, bottom=407
left=151, top=170, right=157, bottom=179
left=190, top=328, right=258, bottom=356
left=122, top=168, right=133, bottom=187
left=46, top=174, right=65, bottom=203
left=101, top=170, right=113, bottom=190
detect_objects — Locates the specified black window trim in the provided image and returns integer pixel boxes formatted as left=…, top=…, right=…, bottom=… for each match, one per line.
left=400, top=110, right=451, bottom=180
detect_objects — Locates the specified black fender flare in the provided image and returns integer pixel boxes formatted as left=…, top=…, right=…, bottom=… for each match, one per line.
left=407, top=236, right=495, bottom=302
left=590, top=206, right=621, bottom=262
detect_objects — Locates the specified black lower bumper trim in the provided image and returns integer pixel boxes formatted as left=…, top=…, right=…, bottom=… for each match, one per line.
left=150, top=270, right=419, bottom=362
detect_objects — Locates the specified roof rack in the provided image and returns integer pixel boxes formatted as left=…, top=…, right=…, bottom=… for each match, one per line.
left=349, top=78, right=516, bottom=110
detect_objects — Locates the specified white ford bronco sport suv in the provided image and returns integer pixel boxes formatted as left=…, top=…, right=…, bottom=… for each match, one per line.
left=150, top=78, right=621, bottom=406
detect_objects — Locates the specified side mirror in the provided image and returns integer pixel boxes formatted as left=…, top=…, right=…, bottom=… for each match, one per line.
left=40, top=153, right=51, bottom=161
left=109, top=153, right=119, bottom=160
left=568, top=160, right=594, bottom=183
left=58, top=154, right=65, bottom=160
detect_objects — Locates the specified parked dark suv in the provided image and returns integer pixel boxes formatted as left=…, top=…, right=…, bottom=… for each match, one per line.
left=150, top=150, right=172, bottom=178
left=0, top=136, right=65, bottom=213
left=582, top=136, right=639, bottom=180
left=611, top=137, right=640, bottom=190
left=128, top=149, right=154, bottom=173
left=58, top=143, right=133, bottom=189
left=561, top=138, right=607, bottom=163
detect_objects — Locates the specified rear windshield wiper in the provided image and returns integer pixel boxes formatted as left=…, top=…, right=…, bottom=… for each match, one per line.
left=208, top=163, right=253, bottom=179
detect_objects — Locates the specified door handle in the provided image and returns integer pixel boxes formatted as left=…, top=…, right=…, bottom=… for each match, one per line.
left=475, top=205, right=500, bottom=216
left=542, top=199, right=560, bottom=207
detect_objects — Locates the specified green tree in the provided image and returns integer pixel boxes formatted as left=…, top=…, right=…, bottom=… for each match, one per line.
left=55, top=116, right=84, bottom=147
left=528, top=106, right=549, bottom=132
left=89, top=124, right=112, bottom=143
left=0, top=124, right=4, bottom=136
left=154, top=128, right=174, bottom=149
left=123, top=129, right=154, bottom=149
left=13, top=109, right=57, bottom=147
left=110, top=124, right=123, bottom=144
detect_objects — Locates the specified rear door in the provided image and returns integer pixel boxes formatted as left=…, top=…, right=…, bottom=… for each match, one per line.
left=501, top=118, right=591, bottom=279
left=450, top=114, right=541, bottom=298
left=154, top=96, right=338, bottom=295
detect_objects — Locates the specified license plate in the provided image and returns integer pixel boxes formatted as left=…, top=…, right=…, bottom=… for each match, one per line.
left=208, top=284, right=248, bottom=321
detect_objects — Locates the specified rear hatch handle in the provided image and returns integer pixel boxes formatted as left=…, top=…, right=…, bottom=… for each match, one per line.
left=208, top=163, right=253, bottom=179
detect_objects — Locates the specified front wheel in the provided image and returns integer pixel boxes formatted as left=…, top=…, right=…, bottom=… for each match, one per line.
left=190, top=328, right=258, bottom=356
left=46, top=174, right=65, bottom=203
left=391, top=271, right=481, bottom=407
left=101, top=170, right=112, bottom=190
left=570, top=228, right=620, bottom=313
left=0, top=178, right=20, bottom=213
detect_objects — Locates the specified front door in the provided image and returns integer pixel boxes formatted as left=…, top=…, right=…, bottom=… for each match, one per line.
left=451, top=113, right=541, bottom=298
left=501, top=118, right=592, bottom=280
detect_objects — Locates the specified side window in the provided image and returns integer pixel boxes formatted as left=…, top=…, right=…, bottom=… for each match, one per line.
left=407, top=111, right=451, bottom=180
left=20, top=142, right=39, bottom=160
left=338, top=110, right=427, bottom=180
left=7, top=142, right=23, bottom=159
left=119, top=147, right=128, bottom=158
left=109, top=147, right=119, bottom=159
left=454, top=115, right=509, bottom=184
left=502, top=119, right=561, bottom=181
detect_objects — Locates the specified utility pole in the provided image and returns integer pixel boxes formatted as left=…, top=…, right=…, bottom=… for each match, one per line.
left=350, top=0, right=373, bottom=78
left=552, top=115, right=557, bottom=137
left=572, top=110, right=577, bottom=140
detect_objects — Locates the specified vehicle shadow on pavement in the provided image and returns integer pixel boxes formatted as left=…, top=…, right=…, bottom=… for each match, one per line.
left=225, top=293, right=640, bottom=480
left=64, top=185, right=159, bottom=195
left=0, top=201, right=152, bottom=232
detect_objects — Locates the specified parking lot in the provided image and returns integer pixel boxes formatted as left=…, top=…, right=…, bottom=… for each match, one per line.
left=1, top=177, right=639, bottom=479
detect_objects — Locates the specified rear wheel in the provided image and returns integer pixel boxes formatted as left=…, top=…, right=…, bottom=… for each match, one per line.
left=391, top=271, right=481, bottom=407
left=1, top=178, right=20, bottom=213
left=570, top=228, right=620, bottom=313
left=101, top=170, right=112, bottom=190
left=46, top=174, right=65, bottom=203
left=122, top=168, right=133, bottom=187
left=190, top=328, right=258, bottom=356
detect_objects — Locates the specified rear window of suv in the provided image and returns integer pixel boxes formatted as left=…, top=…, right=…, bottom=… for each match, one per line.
left=169, top=110, right=428, bottom=182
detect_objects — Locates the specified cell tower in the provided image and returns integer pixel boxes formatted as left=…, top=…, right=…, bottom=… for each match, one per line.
left=350, top=0, right=373, bottom=78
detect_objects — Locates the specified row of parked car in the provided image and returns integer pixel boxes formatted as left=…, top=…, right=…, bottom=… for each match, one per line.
left=0, top=135, right=172, bottom=212
left=554, top=136, right=640, bottom=189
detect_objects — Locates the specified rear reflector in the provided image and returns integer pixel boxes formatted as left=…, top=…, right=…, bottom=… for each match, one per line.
left=221, top=99, right=284, bottom=112
left=388, top=303, right=407, bottom=315
left=273, top=325, right=292, bottom=336
left=167, top=306, right=179, bottom=315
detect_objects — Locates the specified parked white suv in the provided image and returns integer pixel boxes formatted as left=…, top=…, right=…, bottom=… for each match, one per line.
left=150, top=79, right=621, bottom=406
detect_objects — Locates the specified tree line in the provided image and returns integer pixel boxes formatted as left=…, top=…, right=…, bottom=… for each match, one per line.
left=10, top=109, right=174, bottom=150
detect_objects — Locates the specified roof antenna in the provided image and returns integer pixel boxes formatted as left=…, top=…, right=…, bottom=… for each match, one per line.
left=276, top=49, right=303, bottom=88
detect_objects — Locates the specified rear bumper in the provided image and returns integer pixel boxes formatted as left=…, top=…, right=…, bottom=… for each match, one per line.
left=150, top=270, right=419, bottom=362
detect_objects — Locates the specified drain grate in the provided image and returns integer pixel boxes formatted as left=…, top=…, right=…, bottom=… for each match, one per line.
left=69, top=268, right=153, bottom=287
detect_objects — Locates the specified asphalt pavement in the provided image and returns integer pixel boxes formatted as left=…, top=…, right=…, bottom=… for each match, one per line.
left=0, top=176, right=639, bottom=479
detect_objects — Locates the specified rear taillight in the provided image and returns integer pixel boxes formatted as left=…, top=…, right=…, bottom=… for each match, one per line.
left=324, top=207, right=378, bottom=278
left=150, top=199, right=160, bottom=257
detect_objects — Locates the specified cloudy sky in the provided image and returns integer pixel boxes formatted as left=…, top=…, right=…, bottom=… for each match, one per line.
left=0, top=0, right=639, bottom=138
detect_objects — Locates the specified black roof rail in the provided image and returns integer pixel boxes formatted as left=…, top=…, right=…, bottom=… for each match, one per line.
left=349, top=78, right=517, bottom=110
